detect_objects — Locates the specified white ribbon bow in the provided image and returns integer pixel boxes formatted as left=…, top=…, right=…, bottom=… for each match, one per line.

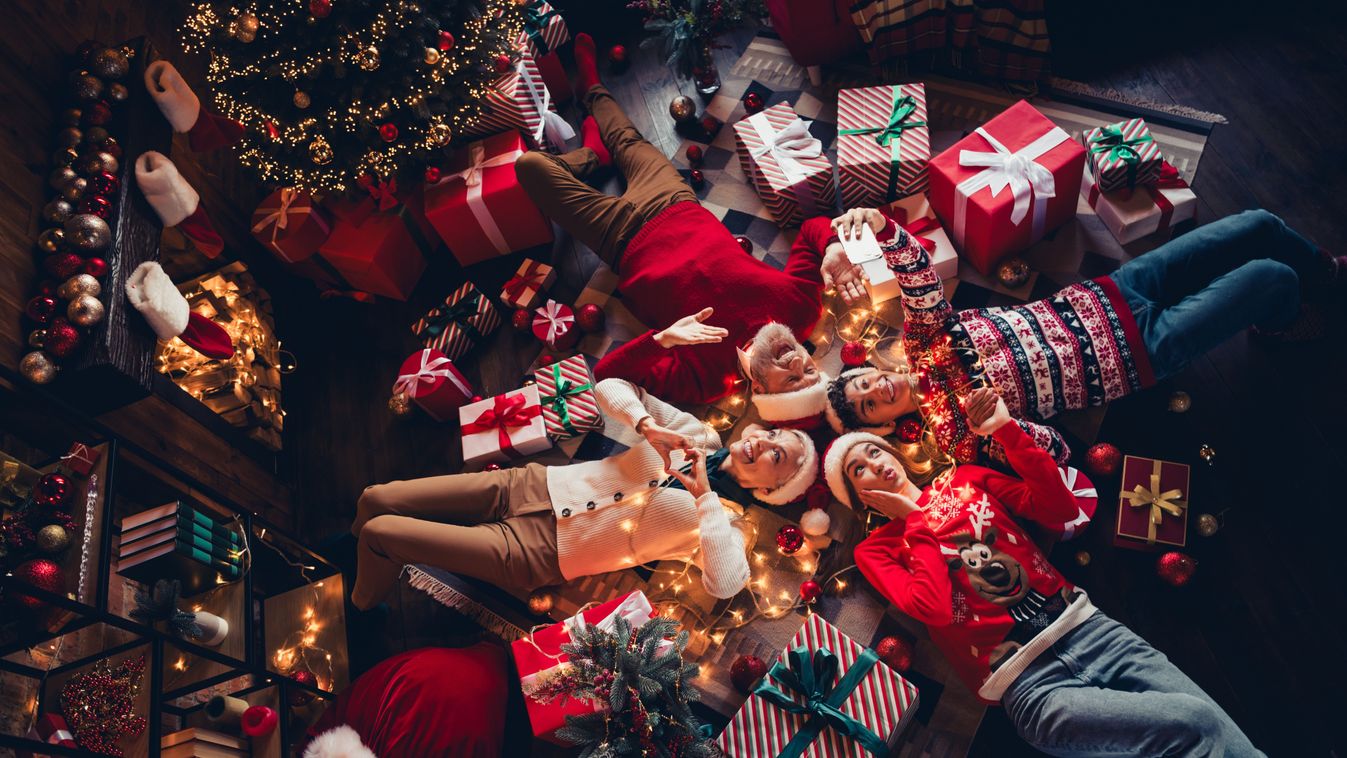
left=438, top=141, right=525, bottom=254
left=392, top=349, right=471, bottom=400
left=747, top=110, right=823, bottom=218
left=953, top=125, right=1070, bottom=247
left=514, top=56, right=576, bottom=149
left=534, top=300, right=573, bottom=343
left=1057, top=466, right=1097, bottom=539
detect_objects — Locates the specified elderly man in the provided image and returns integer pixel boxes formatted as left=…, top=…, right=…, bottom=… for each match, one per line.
left=515, top=35, right=864, bottom=429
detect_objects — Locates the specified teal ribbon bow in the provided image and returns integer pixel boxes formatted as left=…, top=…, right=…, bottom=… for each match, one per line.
left=422, top=291, right=485, bottom=343
left=1087, top=124, right=1155, bottom=189
left=541, top=363, right=592, bottom=436
left=521, top=2, right=563, bottom=54
left=838, top=91, right=927, bottom=200
left=751, top=646, right=890, bottom=758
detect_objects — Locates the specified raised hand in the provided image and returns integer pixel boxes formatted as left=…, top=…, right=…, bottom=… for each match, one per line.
left=830, top=207, right=886, bottom=241
left=858, top=489, right=922, bottom=520
left=822, top=244, right=868, bottom=304
left=639, top=419, right=696, bottom=473
left=668, top=447, right=712, bottom=499
left=654, top=307, right=730, bottom=348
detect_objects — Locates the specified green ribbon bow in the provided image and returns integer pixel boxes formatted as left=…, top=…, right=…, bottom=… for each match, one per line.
left=751, top=646, right=890, bottom=758
left=521, top=2, right=563, bottom=54
left=1088, top=124, right=1155, bottom=189
left=422, top=292, right=485, bottom=344
left=540, top=363, right=591, bottom=436
left=838, top=91, right=927, bottom=200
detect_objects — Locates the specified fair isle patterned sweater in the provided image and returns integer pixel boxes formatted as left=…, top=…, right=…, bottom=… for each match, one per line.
left=877, top=216, right=1154, bottom=464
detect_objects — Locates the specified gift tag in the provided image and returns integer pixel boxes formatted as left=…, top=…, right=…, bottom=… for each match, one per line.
left=840, top=224, right=901, bottom=304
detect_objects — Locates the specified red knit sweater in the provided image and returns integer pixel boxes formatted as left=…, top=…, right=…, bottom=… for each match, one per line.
left=854, top=423, right=1097, bottom=703
left=593, top=202, right=830, bottom=404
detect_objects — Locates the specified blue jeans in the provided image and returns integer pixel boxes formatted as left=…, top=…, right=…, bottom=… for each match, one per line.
left=1109, top=209, right=1320, bottom=380
left=1002, top=611, right=1262, bottom=757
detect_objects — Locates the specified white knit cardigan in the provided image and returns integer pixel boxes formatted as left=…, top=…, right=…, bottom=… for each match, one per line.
left=546, top=379, right=751, bottom=598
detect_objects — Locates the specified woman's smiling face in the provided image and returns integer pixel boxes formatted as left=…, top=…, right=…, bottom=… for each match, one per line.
left=843, top=441, right=908, bottom=495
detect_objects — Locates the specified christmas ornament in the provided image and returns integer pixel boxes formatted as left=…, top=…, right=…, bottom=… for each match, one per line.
left=107, top=82, right=129, bottom=102
left=423, top=47, right=441, bottom=65
left=688, top=168, right=704, bottom=188
left=379, top=122, right=399, bottom=142
left=241, top=705, right=278, bottom=738
left=734, top=235, right=753, bottom=254
left=729, top=654, right=767, bottom=692
left=742, top=91, right=764, bottom=114
left=71, top=72, right=105, bottom=102
left=90, top=47, right=130, bottom=79
left=84, top=100, right=114, bottom=126
left=26, top=296, right=58, bottom=324
left=60, top=107, right=83, bottom=126
left=60, top=177, right=90, bottom=202
left=1085, top=442, right=1122, bottom=477
left=798, top=579, right=822, bottom=603
left=37, top=228, right=65, bottom=254
left=266, top=121, right=281, bottom=139
left=510, top=308, right=533, bottom=332
left=1196, top=513, right=1219, bottom=537
left=437, top=31, right=456, bottom=51
left=537, top=354, right=556, bottom=367
left=37, top=524, right=71, bottom=553
left=685, top=144, right=703, bottom=166
left=608, top=44, right=627, bottom=65
left=36, top=473, right=72, bottom=506
left=1198, top=444, right=1216, bottom=465
left=388, top=392, right=412, bottom=416
left=875, top=636, right=912, bottom=672
left=841, top=340, right=867, bottom=367
left=77, top=195, right=112, bottom=219
left=527, top=589, right=556, bottom=615
left=84, top=257, right=108, bottom=278
left=42, top=199, right=75, bottom=225
left=54, top=146, right=80, bottom=167
left=493, top=53, right=512, bottom=73
left=288, top=670, right=318, bottom=705
left=67, top=294, right=105, bottom=327
left=83, top=126, right=110, bottom=146
left=356, top=45, right=381, bottom=71
left=775, top=524, right=804, bottom=554
left=309, top=136, right=334, bottom=165
left=19, top=351, right=57, bottom=384
left=1167, top=390, right=1192, bottom=413
left=28, top=329, right=47, bottom=349
left=58, top=274, right=102, bottom=299
left=232, top=12, right=260, bottom=42
left=427, top=122, right=452, bottom=147
left=9, top=559, right=64, bottom=611
left=57, top=126, right=83, bottom=148
left=484, top=462, right=502, bottom=471
left=805, top=483, right=831, bottom=511
left=80, top=149, right=118, bottom=176
left=293, top=90, right=311, bottom=108
left=64, top=214, right=112, bottom=253
left=576, top=303, right=605, bottom=332
left=49, top=165, right=79, bottom=191
left=423, top=166, right=441, bottom=184
left=45, top=252, right=86, bottom=281
left=310, top=0, right=332, bottom=18
left=897, top=418, right=923, bottom=445
left=1075, top=550, right=1091, bottom=566
left=89, top=170, right=119, bottom=195
left=44, top=320, right=82, bottom=359
left=700, top=114, right=719, bottom=134
left=668, top=95, right=696, bottom=123
left=799, top=508, right=830, bottom=536
left=60, top=654, right=147, bottom=756
left=1156, top=551, right=1196, bottom=587
left=996, top=257, right=1030, bottom=288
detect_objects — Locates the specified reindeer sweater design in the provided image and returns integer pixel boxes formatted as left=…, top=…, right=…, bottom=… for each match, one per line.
left=855, top=423, right=1097, bottom=703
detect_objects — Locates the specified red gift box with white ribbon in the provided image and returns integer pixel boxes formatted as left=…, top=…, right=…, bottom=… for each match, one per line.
left=393, top=349, right=473, bottom=423
left=532, top=299, right=578, bottom=351
left=732, top=102, right=837, bottom=228
left=251, top=187, right=332, bottom=264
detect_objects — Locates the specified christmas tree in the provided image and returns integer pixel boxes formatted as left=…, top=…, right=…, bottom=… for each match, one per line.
left=182, top=0, right=525, bottom=193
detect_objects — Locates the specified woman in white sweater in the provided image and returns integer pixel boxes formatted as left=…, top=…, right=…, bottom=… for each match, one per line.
left=350, top=378, right=819, bottom=608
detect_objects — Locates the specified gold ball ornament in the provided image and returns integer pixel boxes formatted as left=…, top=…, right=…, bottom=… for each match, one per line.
left=89, top=46, right=131, bottom=79
left=1075, top=550, right=1091, bottom=566
left=107, top=82, right=130, bottom=102
left=64, top=214, right=112, bottom=254
left=37, top=524, right=70, bottom=553
left=58, top=274, right=102, bottom=300
left=37, top=228, right=65, bottom=254
left=527, top=589, right=556, bottom=615
left=56, top=127, right=83, bottom=148
left=357, top=45, right=381, bottom=71
left=427, top=122, right=452, bottom=147
left=71, top=72, right=104, bottom=102
left=669, top=95, right=697, bottom=123
left=20, top=351, right=57, bottom=384
left=49, top=166, right=79, bottom=191
left=309, top=136, right=334, bottom=165
left=293, top=90, right=311, bottom=108
left=1196, top=513, right=1220, bottom=537
left=232, top=12, right=260, bottom=42
left=423, top=47, right=441, bottom=65
left=388, top=392, right=412, bottom=416
left=1198, top=444, right=1216, bottom=466
left=67, top=294, right=105, bottom=327
left=53, top=147, right=80, bottom=167
left=1167, top=391, right=1191, bottom=413
left=42, top=199, right=75, bottom=226
left=28, top=329, right=47, bottom=349
left=997, top=257, right=1031, bottom=288
left=60, top=177, right=89, bottom=202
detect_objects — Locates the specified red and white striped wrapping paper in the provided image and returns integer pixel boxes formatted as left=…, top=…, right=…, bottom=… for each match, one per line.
left=837, top=83, right=931, bottom=207
left=18, top=713, right=76, bottom=758
left=411, top=281, right=502, bottom=361
left=732, top=102, right=837, bottom=228
left=1083, top=117, right=1164, bottom=195
left=533, top=354, right=603, bottom=440
left=461, top=48, right=573, bottom=151
left=717, top=614, right=920, bottom=757
left=514, top=0, right=570, bottom=59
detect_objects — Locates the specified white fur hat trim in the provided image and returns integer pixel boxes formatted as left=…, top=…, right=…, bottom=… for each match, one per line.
left=303, top=725, right=376, bottom=758
left=823, top=431, right=889, bottom=507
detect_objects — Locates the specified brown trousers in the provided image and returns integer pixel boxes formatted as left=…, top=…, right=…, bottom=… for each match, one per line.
left=350, top=464, right=564, bottom=610
left=515, top=84, right=697, bottom=268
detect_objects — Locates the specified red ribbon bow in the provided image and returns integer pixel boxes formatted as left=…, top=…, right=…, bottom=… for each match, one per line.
left=358, top=175, right=401, bottom=212
left=461, top=393, right=541, bottom=458
left=889, top=207, right=939, bottom=253
left=503, top=263, right=550, bottom=303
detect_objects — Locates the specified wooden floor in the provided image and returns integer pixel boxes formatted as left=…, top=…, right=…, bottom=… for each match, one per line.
left=272, top=2, right=1346, bottom=756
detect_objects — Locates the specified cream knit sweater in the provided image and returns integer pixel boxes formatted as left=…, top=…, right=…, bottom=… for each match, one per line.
left=546, top=379, right=751, bottom=599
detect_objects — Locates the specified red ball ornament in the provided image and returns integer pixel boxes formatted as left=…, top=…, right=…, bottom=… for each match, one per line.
left=309, top=0, right=332, bottom=18
left=8, top=559, right=65, bottom=612
left=26, top=296, right=58, bottom=324
left=37, top=280, right=59, bottom=297
left=471, top=395, right=484, bottom=403
left=699, top=115, right=718, bottom=134
left=424, top=166, right=441, bottom=184
left=742, top=92, right=765, bottom=114
left=1156, top=552, right=1197, bottom=587
left=288, top=670, right=318, bottom=706
left=840, top=340, right=867, bottom=367
left=798, top=579, right=822, bottom=603
left=379, top=122, right=399, bottom=142
left=484, top=463, right=502, bottom=472
left=511, top=308, right=533, bottom=332
left=35, top=473, right=72, bottom=507
left=89, top=171, right=119, bottom=196
left=576, top=303, right=606, bottom=332
left=776, top=524, right=804, bottom=554
left=537, top=353, right=557, bottom=368
left=494, top=53, right=512, bottom=73
left=45, top=253, right=85, bottom=281
left=608, top=44, right=628, bottom=64
left=83, top=257, right=108, bottom=278
left=734, top=235, right=753, bottom=254
left=438, top=31, right=456, bottom=51
left=84, top=100, right=113, bottom=126
left=729, top=654, right=767, bottom=692
left=77, top=195, right=112, bottom=219
left=897, top=418, right=923, bottom=445
left=688, top=168, right=705, bottom=188
left=805, top=482, right=831, bottom=511
left=685, top=144, right=703, bottom=167
left=44, top=319, right=81, bottom=359
left=875, top=636, right=913, bottom=672
left=1085, top=442, right=1122, bottom=477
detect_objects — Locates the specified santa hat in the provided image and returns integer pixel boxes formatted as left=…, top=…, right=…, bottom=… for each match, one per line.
left=303, top=725, right=376, bottom=758
left=144, top=61, right=245, bottom=152
left=824, top=366, right=897, bottom=435
left=740, top=345, right=830, bottom=426
left=134, top=151, right=224, bottom=258
left=126, top=262, right=234, bottom=360
left=754, top=429, right=820, bottom=506
left=822, top=431, right=890, bottom=508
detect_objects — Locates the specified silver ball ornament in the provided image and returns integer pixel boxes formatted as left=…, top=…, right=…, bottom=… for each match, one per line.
left=67, top=294, right=105, bottom=327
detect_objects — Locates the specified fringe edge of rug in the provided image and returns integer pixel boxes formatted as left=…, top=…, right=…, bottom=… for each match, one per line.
left=1049, top=78, right=1229, bottom=124
left=403, top=565, right=527, bottom=641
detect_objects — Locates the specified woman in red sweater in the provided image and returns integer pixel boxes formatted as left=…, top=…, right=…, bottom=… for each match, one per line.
left=822, top=388, right=1261, bottom=757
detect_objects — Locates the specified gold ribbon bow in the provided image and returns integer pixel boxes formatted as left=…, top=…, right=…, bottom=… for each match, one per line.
left=1126, top=460, right=1186, bottom=544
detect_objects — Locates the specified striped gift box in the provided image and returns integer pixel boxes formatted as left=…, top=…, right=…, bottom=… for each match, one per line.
left=732, top=102, right=837, bottom=228
left=411, top=282, right=502, bottom=361
left=1083, top=117, right=1164, bottom=195
left=718, top=614, right=919, bottom=757
left=461, top=48, right=559, bottom=149
left=532, top=354, right=602, bottom=441
left=514, top=0, right=569, bottom=58
left=837, top=83, right=931, bottom=207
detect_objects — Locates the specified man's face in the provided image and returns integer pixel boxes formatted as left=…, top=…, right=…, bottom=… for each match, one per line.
left=843, top=440, right=909, bottom=497
left=726, top=423, right=806, bottom=490
left=844, top=370, right=913, bottom=426
left=748, top=323, right=821, bottom=394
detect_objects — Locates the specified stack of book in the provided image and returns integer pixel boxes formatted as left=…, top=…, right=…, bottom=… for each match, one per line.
left=116, top=502, right=243, bottom=596
left=160, top=727, right=249, bottom=757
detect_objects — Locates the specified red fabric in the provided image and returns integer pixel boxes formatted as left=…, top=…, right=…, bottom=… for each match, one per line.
left=181, top=312, right=234, bottom=360
left=854, top=423, right=1080, bottom=703
left=766, top=0, right=860, bottom=67
left=593, top=202, right=829, bottom=404
left=187, top=108, right=245, bottom=152
left=178, top=203, right=224, bottom=259
left=303, top=645, right=509, bottom=758
left=536, top=50, right=573, bottom=103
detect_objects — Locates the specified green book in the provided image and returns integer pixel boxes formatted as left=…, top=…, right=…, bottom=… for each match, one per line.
left=120, top=524, right=241, bottom=567
left=119, top=517, right=241, bottom=558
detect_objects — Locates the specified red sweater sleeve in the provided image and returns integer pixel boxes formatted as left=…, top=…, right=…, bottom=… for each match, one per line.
left=978, top=423, right=1079, bottom=526
left=783, top=216, right=833, bottom=286
left=593, top=331, right=710, bottom=405
left=854, top=511, right=954, bottom=627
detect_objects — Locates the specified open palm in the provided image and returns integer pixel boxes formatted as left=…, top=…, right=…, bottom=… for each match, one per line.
left=656, top=307, right=730, bottom=348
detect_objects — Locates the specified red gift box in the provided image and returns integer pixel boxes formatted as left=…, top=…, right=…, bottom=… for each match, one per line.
left=929, top=100, right=1085, bottom=275
left=532, top=299, right=578, bottom=351
left=1115, top=455, right=1189, bottom=550
left=251, top=188, right=332, bottom=264
left=18, top=714, right=76, bottom=758
left=512, top=591, right=664, bottom=744
left=426, top=132, right=554, bottom=267
left=60, top=442, right=101, bottom=477
left=1047, top=466, right=1098, bottom=541
left=318, top=188, right=436, bottom=301
left=393, top=349, right=474, bottom=422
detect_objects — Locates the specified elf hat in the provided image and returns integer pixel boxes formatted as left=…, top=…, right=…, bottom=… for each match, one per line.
left=740, top=346, right=830, bottom=425
left=754, top=429, right=820, bottom=506
left=824, top=367, right=897, bottom=435
left=822, top=431, right=890, bottom=508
